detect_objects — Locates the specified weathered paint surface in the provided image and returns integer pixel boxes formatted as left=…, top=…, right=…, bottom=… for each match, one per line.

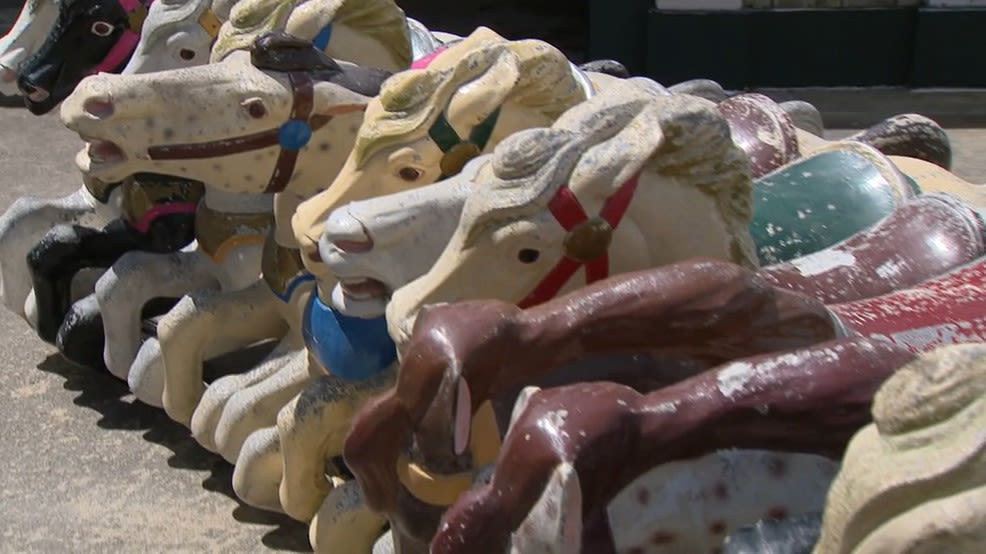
left=751, top=145, right=915, bottom=265
left=833, top=255, right=986, bottom=352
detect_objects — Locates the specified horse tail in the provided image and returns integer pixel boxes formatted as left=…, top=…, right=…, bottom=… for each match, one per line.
left=848, top=113, right=952, bottom=170
left=668, top=78, right=727, bottom=103
left=780, top=100, right=825, bottom=137
left=578, top=59, right=630, bottom=78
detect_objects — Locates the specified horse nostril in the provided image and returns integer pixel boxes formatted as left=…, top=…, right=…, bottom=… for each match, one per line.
left=18, top=78, right=49, bottom=103
left=0, top=66, right=16, bottom=84
left=83, top=97, right=114, bottom=119
left=329, top=222, right=374, bottom=253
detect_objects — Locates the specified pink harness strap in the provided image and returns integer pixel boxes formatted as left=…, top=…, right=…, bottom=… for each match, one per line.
left=411, top=46, right=447, bottom=69
left=127, top=202, right=198, bottom=233
left=86, top=0, right=152, bottom=76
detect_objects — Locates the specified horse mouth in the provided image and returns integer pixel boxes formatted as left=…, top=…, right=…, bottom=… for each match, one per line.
left=25, top=87, right=49, bottom=103
left=83, top=138, right=126, bottom=166
left=338, top=277, right=390, bottom=301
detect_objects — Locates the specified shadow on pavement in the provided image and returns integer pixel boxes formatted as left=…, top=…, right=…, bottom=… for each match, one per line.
left=35, top=353, right=313, bottom=552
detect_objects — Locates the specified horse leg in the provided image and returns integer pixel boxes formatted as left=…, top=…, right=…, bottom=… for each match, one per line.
left=0, top=186, right=108, bottom=319
left=214, top=346, right=315, bottom=464
left=55, top=294, right=106, bottom=369
left=309, top=480, right=388, bottom=554
left=277, top=370, right=396, bottom=523
left=97, top=249, right=220, bottom=380
left=160, top=280, right=287, bottom=426
left=232, top=426, right=286, bottom=513
left=191, top=335, right=300, bottom=453
left=27, top=220, right=137, bottom=344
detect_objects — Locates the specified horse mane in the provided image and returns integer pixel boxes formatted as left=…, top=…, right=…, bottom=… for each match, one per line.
left=350, top=26, right=585, bottom=168
left=211, top=0, right=409, bottom=63
left=458, top=90, right=757, bottom=271
left=141, top=0, right=212, bottom=50
left=641, top=95, right=757, bottom=269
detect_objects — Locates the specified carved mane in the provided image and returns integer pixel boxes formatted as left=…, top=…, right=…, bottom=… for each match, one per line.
left=350, top=27, right=586, bottom=168
left=211, top=0, right=410, bottom=63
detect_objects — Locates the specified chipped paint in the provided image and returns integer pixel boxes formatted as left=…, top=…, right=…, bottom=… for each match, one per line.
left=789, top=249, right=856, bottom=277
left=717, top=362, right=756, bottom=399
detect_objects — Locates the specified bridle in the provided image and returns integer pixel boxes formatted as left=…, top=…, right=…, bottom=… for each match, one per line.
left=517, top=173, right=642, bottom=309
left=146, top=71, right=362, bottom=193
left=409, top=45, right=502, bottom=179
left=87, top=0, right=153, bottom=76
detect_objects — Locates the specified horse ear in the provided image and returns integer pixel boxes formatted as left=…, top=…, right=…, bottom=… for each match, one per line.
left=445, top=52, right=519, bottom=138
left=312, top=80, right=371, bottom=117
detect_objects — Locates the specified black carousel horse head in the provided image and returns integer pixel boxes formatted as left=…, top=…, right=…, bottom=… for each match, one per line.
left=250, top=31, right=393, bottom=98
left=17, top=0, right=150, bottom=115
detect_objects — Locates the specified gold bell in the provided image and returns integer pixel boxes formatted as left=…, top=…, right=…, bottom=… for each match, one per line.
left=440, top=142, right=481, bottom=177
left=563, top=217, right=613, bottom=262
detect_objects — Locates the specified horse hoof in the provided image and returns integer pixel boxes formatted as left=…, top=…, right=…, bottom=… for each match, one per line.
left=56, top=295, right=107, bottom=371
left=232, top=426, right=286, bottom=514
left=127, top=338, right=165, bottom=407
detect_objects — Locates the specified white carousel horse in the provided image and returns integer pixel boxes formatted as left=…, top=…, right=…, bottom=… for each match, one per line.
left=70, top=0, right=417, bottom=385
left=0, top=0, right=60, bottom=95
left=119, top=0, right=225, bottom=74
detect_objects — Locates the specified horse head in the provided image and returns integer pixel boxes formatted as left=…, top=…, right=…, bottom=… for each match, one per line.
left=120, top=0, right=220, bottom=75
left=0, top=0, right=61, bottom=95
left=385, top=91, right=756, bottom=346
left=61, top=31, right=391, bottom=243
left=18, top=0, right=152, bottom=114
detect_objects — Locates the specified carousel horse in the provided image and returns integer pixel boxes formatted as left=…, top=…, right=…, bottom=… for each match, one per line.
left=0, top=0, right=60, bottom=96
left=813, top=342, right=986, bottom=554
left=59, top=30, right=394, bottom=381
left=80, top=0, right=418, bottom=381
left=17, top=0, right=155, bottom=114
left=138, top=30, right=625, bottom=472
left=345, top=250, right=986, bottom=552
left=0, top=0, right=156, bottom=327
left=0, top=0, right=208, bottom=367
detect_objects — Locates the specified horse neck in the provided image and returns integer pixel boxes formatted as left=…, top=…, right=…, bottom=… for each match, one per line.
left=289, top=109, right=364, bottom=199
left=606, top=174, right=739, bottom=276
left=324, top=22, right=406, bottom=72
left=484, top=101, right=563, bottom=150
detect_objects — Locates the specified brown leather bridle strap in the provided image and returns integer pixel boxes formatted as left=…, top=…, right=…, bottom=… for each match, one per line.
left=266, top=72, right=314, bottom=193
left=146, top=71, right=321, bottom=193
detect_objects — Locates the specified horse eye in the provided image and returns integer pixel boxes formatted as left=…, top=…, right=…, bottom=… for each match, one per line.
left=242, top=98, right=267, bottom=119
left=91, top=21, right=114, bottom=37
left=178, top=48, right=196, bottom=61
left=517, top=249, right=540, bottom=264
left=398, top=167, right=421, bottom=181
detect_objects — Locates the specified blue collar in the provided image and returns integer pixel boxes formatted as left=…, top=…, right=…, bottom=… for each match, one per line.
left=312, top=24, right=333, bottom=51
left=302, top=292, right=397, bottom=380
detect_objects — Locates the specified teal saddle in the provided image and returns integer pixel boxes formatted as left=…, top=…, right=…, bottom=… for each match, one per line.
left=751, top=141, right=921, bottom=266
